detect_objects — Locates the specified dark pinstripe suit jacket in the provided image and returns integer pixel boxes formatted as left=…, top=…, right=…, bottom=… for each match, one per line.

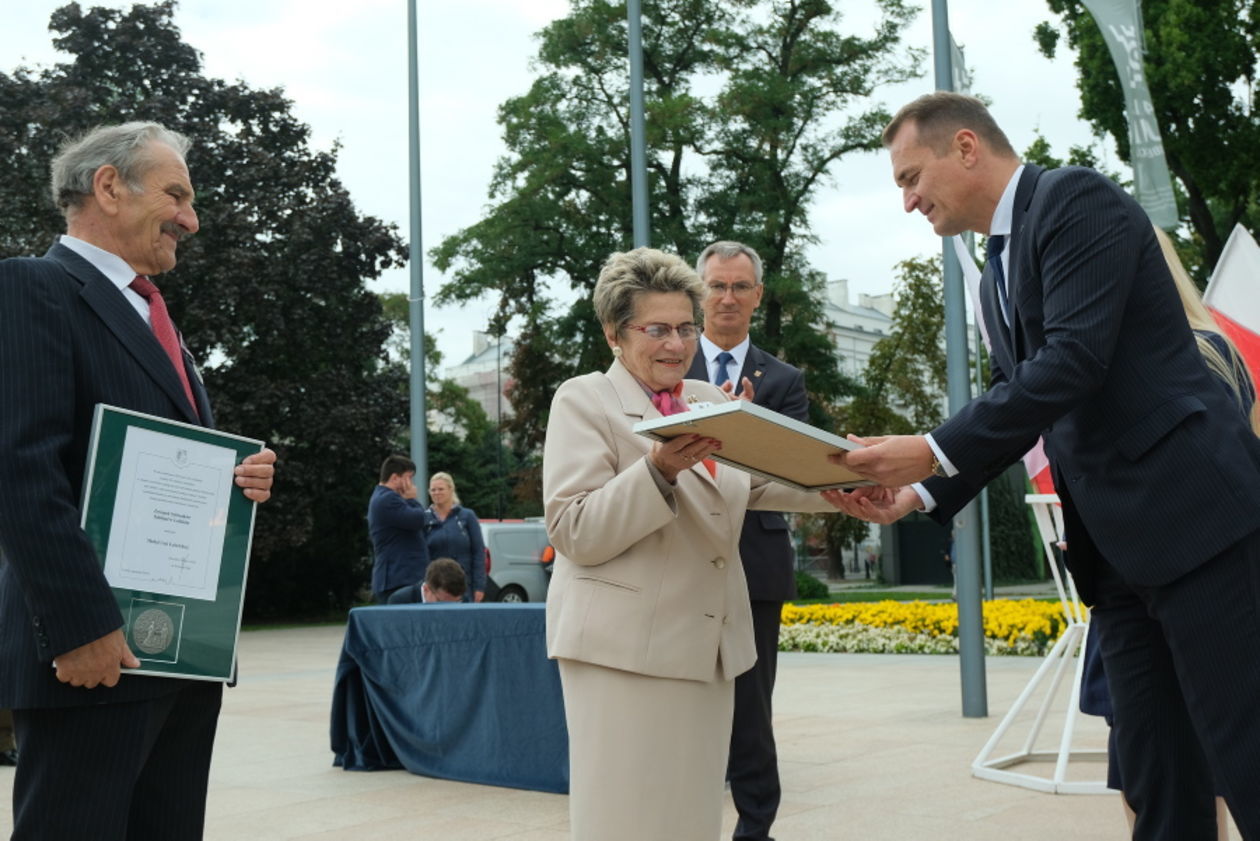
left=687, top=343, right=808, bottom=601
left=919, top=165, right=1260, bottom=603
left=0, top=242, right=213, bottom=709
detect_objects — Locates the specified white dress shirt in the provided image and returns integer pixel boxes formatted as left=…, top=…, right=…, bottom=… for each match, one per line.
left=59, top=235, right=152, bottom=327
left=985, top=164, right=1025, bottom=326
left=698, top=334, right=750, bottom=387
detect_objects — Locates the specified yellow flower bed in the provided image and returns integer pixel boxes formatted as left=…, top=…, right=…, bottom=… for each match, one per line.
left=780, top=599, right=1071, bottom=656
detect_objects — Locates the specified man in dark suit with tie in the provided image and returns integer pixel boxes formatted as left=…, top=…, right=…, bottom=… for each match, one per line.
left=828, top=92, right=1260, bottom=839
left=688, top=240, right=808, bottom=841
left=0, top=122, right=277, bottom=840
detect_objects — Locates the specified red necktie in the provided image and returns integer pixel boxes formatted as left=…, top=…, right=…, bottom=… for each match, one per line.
left=652, top=383, right=716, bottom=478
left=130, top=275, right=200, bottom=419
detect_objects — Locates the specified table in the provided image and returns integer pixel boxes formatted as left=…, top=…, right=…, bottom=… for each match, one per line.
left=330, top=603, right=569, bottom=793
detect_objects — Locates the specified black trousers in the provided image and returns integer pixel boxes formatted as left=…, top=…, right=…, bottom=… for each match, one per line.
left=727, top=599, right=783, bottom=841
left=11, top=679, right=223, bottom=841
left=1091, top=528, right=1260, bottom=841
left=373, top=586, right=404, bottom=605
left=0, top=708, right=14, bottom=752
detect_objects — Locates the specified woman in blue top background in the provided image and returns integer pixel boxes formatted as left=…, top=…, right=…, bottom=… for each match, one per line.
left=425, top=472, right=487, bottom=603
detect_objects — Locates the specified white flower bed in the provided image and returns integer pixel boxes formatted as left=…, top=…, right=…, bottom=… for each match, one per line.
left=778, top=623, right=1050, bottom=656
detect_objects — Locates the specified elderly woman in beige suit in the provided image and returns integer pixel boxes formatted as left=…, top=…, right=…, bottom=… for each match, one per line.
left=544, top=247, right=844, bottom=841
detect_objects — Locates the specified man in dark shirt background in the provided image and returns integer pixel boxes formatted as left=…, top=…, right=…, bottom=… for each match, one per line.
left=367, top=454, right=430, bottom=603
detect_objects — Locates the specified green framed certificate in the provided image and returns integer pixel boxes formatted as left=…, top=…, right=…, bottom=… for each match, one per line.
left=80, top=404, right=264, bottom=681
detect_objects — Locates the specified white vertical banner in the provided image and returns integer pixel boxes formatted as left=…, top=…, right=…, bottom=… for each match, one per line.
left=950, top=36, right=972, bottom=95
left=1081, top=0, right=1179, bottom=228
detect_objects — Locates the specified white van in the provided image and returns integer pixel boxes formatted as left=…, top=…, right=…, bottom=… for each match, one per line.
left=480, top=519, right=554, bottom=603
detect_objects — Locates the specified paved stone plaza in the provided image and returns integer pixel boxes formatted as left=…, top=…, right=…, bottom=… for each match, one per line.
left=0, top=623, right=1240, bottom=839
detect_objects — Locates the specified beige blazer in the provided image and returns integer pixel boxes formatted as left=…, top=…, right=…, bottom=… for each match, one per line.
left=543, top=359, right=836, bottom=683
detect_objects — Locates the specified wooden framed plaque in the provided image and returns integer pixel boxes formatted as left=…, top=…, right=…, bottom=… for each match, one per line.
left=633, top=400, right=871, bottom=491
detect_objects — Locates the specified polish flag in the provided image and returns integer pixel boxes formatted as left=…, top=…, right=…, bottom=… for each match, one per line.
left=952, top=237, right=1055, bottom=494
left=1204, top=224, right=1260, bottom=386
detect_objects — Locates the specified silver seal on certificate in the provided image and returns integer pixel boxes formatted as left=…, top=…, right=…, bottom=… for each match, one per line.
left=132, top=608, right=176, bottom=655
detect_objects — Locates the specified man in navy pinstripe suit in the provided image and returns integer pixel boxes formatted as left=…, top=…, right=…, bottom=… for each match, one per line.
left=0, top=123, right=276, bottom=840
left=828, top=93, right=1260, bottom=839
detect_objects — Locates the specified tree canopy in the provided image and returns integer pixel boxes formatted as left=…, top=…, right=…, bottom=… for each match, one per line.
left=832, top=255, right=948, bottom=437
left=432, top=0, right=924, bottom=482
left=1035, top=0, right=1260, bottom=275
left=377, top=292, right=534, bottom=520
left=0, top=2, right=410, bottom=618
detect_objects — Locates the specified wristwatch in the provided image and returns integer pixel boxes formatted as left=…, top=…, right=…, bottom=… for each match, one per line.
left=930, top=455, right=948, bottom=478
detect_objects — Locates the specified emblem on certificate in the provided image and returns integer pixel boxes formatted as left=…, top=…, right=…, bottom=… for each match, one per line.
left=128, top=599, right=185, bottom=662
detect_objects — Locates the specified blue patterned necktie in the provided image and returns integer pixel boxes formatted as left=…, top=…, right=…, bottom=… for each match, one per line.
left=714, top=350, right=734, bottom=387
left=987, top=234, right=1010, bottom=326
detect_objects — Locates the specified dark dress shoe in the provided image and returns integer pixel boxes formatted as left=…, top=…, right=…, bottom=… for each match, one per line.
left=0, top=749, right=17, bottom=767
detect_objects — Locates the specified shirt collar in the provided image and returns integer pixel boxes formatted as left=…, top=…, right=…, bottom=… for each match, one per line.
left=59, top=234, right=146, bottom=294
left=698, top=334, right=750, bottom=374
left=987, top=164, right=1025, bottom=239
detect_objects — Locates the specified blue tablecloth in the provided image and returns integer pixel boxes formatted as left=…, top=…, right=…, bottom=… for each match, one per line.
left=330, top=603, right=569, bottom=793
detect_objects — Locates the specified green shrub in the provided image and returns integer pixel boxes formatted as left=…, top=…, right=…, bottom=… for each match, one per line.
left=988, top=464, right=1041, bottom=581
left=795, top=571, right=829, bottom=599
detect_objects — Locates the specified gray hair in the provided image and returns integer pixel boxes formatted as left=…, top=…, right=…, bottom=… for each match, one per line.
left=51, top=122, right=192, bottom=213
left=593, top=247, right=705, bottom=333
left=429, top=471, right=461, bottom=506
left=695, top=240, right=764, bottom=285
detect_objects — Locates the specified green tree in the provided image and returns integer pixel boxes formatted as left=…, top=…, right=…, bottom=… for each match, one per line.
left=820, top=253, right=1036, bottom=581
left=808, top=255, right=948, bottom=577
left=1022, top=131, right=1110, bottom=173
left=833, top=255, right=948, bottom=436
left=1034, top=0, right=1260, bottom=272
left=378, top=292, right=537, bottom=519
left=0, top=2, right=409, bottom=619
left=987, top=465, right=1041, bottom=582
left=697, top=0, right=923, bottom=424
left=432, top=0, right=923, bottom=484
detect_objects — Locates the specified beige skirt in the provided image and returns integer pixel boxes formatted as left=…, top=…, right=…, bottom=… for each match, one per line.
left=558, top=658, right=735, bottom=841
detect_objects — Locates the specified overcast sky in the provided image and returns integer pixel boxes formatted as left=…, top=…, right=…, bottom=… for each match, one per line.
left=2, top=0, right=1112, bottom=372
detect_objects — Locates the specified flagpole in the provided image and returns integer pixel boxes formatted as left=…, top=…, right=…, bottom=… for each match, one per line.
left=407, top=0, right=429, bottom=501
left=933, top=0, right=987, bottom=718
left=627, top=0, right=650, bottom=247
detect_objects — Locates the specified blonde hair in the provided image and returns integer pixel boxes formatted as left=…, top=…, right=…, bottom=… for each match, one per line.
left=429, top=471, right=461, bottom=506
left=1154, top=226, right=1260, bottom=434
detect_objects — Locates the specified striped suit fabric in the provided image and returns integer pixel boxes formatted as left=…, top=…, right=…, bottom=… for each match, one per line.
left=0, top=242, right=223, bottom=841
left=920, top=165, right=1260, bottom=838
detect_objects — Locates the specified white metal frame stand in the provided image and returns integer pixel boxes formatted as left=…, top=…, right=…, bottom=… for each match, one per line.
left=970, top=493, right=1109, bottom=794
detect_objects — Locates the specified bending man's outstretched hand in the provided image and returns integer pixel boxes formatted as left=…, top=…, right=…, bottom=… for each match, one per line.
left=821, top=485, right=924, bottom=525
left=829, top=434, right=935, bottom=487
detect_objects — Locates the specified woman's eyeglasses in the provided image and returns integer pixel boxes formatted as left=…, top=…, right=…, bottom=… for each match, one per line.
left=626, top=323, right=699, bottom=341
